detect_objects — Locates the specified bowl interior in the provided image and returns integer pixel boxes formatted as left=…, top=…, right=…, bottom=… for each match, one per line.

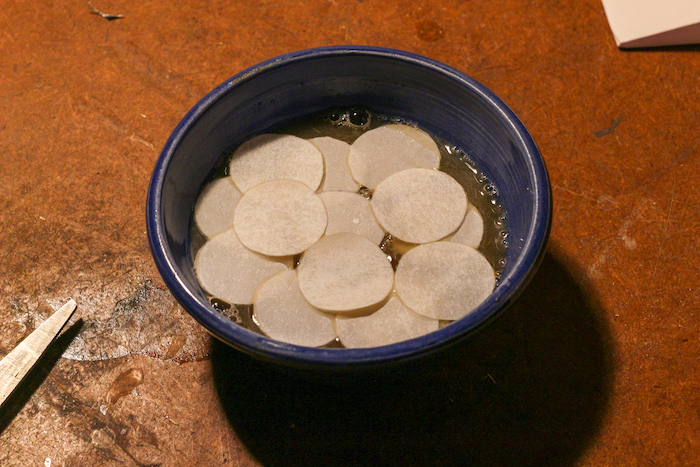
left=148, top=47, right=551, bottom=369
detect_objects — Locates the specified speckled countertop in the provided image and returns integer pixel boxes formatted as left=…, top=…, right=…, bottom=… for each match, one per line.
left=1, top=1, right=698, bottom=466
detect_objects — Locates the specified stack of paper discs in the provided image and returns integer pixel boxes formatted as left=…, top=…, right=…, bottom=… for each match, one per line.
left=193, top=123, right=496, bottom=348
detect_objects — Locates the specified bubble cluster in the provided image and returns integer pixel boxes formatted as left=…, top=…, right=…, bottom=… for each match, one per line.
left=326, top=108, right=371, bottom=128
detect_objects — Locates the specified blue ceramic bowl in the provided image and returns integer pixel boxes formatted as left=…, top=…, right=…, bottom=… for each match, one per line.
left=147, top=46, right=551, bottom=371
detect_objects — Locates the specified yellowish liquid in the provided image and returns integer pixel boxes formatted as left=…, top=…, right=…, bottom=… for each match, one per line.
left=191, top=108, right=508, bottom=346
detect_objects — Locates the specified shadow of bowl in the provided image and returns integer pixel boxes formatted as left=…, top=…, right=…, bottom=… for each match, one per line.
left=211, top=248, right=615, bottom=466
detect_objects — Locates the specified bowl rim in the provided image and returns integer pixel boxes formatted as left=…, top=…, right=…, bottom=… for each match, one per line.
left=146, top=45, right=552, bottom=369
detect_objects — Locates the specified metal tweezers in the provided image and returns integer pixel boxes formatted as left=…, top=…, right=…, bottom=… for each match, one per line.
left=0, top=300, right=76, bottom=408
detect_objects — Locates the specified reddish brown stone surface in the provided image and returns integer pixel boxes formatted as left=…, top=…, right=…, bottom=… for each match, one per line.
left=0, top=1, right=698, bottom=465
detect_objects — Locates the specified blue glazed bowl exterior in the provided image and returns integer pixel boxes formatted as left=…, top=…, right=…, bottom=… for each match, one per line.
left=146, top=46, right=551, bottom=371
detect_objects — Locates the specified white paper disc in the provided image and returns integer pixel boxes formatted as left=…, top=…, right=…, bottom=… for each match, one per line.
left=394, top=241, right=495, bottom=320
left=253, top=270, right=336, bottom=347
left=371, top=168, right=467, bottom=244
left=309, top=137, right=360, bottom=192
left=318, top=191, right=385, bottom=244
left=383, top=123, right=441, bottom=160
left=234, top=179, right=327, bottom=257
left=195, top=229, right=287, bottom=305
left=449, top=204, right=484, bottom=249
left=229, top=133, right=324, bottom=192
left=347, top=125, right=440, bottom=189
left=336, top=295, right=439, bottom=348
left=194, top=177, right=241, bottom=238
left=297, top=233, right=394, bottom=313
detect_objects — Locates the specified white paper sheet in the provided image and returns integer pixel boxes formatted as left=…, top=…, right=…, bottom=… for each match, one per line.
left=602, top=0, right=700, bottom=48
